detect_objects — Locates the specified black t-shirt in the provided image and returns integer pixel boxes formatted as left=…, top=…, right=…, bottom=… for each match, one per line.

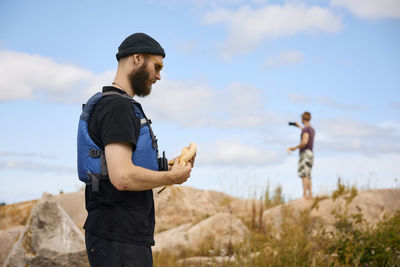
left=88, top=87, right=140, bottom=150
left=83, top=86, right=156, bottom=246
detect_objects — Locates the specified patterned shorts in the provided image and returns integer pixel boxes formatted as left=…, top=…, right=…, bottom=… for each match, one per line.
left=298, top=149, right=314, bottom=179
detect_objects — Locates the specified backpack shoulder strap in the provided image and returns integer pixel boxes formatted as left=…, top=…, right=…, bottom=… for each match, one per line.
left=103, top=91, right=159, bottom=150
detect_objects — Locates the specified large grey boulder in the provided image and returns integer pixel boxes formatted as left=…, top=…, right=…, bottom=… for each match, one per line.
left=3, top=193, right=89, bottom=267
left=153, top=213, right=249, bottom=256
left=56, top=190, right=87, bottom=231
left=0, top=226, right=23, bottom=265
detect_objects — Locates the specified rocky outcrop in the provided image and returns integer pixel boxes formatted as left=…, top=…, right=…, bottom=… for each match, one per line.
left=153, top=185, right=261, bottom=233
left=2, top=186, right=398, bottom=266
left=0, top=186, right=259, bottom=265
left=0, top=191, right=86, bottom=232
left=0, top=226, right=23, bottom=265
left=56, top=191, right=87, bottom=231
left=311, top=189, right=400, bottom=226
left=261, top=198, right=314, bottom=233
left=262, top=189, right=400, bottom=233
left=0, top=186, right=258, bottom=235
left=153, top=213, right=249, bottom=255
left=3, top=193, right=89, bottom=267
left=154, top=186, right=235, bottom=232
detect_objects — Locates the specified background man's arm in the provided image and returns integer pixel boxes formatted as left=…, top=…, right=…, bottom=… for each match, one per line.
left=294, top=122, right=303, bottom=129
left=105, top=142, right=192, bottom=191
left=289, top=132, right=309, bottom=151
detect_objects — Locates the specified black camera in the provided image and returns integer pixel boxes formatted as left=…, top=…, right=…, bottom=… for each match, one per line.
left=158, top=151, right=169, bottom=171
left=288, top=122, right=297, bottom=126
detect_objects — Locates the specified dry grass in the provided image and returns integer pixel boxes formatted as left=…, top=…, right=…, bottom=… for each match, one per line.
left=0, top=200, right=37, bottom=230
left=154, top=182, right=400, bottom=266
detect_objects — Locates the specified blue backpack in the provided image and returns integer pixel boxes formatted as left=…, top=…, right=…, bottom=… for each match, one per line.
left=77, top=91, right=159, bottom=191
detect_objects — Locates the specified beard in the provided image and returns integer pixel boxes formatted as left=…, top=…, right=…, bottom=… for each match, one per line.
left=128, top=61, right=152, bottom=97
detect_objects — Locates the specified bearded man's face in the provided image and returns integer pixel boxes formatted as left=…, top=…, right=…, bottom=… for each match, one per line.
left=128, top=57, right=152, bottom=97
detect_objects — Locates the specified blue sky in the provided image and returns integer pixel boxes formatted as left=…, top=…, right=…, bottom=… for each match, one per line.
left=1, top=0, right=399, bottom=204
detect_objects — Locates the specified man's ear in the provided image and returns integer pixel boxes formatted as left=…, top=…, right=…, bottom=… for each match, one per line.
left=132, top=53, right=144, bottom=66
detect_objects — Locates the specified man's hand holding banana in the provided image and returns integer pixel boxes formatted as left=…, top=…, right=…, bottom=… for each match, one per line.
left=158, top=142, right=197, bottom=194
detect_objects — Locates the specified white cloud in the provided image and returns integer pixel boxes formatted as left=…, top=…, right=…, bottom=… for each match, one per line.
left=0, top=49, right=114, bottom=102
left=217, top=83, right=283, bottom=127
left=204, top=4, right=342, bottom=57
left=287, top=93, right=366, bottom=110
left=0, top=147, right=75, bottom=174
left=0, top=160, right=75, bottom=173
left=191, top=0, right=269, bottom=7
left=198, top=139, right=283, bottom=166
left=379, top=121, right=400, bottom=134
left=316, top=118, right=400, bottom=154
left=140, top=79, right=216, bottom=127
left=319, top=117, right=380, bottom=138
left=0, top=151, right=54, bottom=159
left=331, top=0, right=400, bottom=19
left=0, top=49, right=278, bottom=129
left=264, top=50, right=305, bottom=68
left=142, top=80, right=279, bottom=128
left=222, top=82, right=265, bottom=115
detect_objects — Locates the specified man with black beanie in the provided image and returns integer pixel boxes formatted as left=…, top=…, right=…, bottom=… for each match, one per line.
left=78, top=33, right=194, bottom=266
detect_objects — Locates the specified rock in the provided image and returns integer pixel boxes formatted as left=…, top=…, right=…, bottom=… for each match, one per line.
left=154, top=186, right=260, bottom=233
left=56, top=190, right=86, bottom=231
left=261, top=189, right=400, bottom=233
left=153, top=213, right=249, bottom=256
left=3, top=193, right=89, bottom=267
left=0, top=226, right=23, bottom=265
left=0, top=191, right=86, bottom=233
left=154, top=186, right=236, bottom=233
left=311, top=189, right=400, bottom=226
left=228, top=198, right=264, bottom=219
left=187, top=213, right=250, bottom=252
left=0, top=186, right=399, bottom=265
left=261, top=198, right=314, bottom=233
left=153, top=223, right=193, bottom=253
left=0, top=186, right=258, bottom=235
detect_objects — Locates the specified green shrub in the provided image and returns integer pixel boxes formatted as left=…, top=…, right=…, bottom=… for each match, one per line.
left=328, top=210, right=400, bottom=266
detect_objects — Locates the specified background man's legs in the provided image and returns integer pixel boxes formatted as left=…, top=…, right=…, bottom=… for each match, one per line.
left=301, top=177, right=307, bottom=198
left=301, top=177, right=312, bottom=199
left=305, top=177, right=312, bottom=199
left=299, top=150, right=313, bottom=200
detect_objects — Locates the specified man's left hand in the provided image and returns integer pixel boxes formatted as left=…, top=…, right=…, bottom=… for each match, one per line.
left=188, top=152, right=196, bottom=168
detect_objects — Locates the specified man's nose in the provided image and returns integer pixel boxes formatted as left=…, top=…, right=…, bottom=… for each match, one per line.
left=155, top=72, right=161, bottom=81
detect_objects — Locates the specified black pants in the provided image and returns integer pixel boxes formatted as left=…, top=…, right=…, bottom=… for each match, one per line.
left=85, top=231, right=153, bottom=267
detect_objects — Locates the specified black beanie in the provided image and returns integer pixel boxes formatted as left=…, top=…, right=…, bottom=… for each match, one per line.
left=116, top=33, right=165, bottom=61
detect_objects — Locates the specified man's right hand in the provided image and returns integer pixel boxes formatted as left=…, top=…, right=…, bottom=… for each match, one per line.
left=106, top=142, right=192, bottom=191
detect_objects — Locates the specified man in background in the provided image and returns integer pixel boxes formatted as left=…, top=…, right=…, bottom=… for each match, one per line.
left=288, top=111, right=315, bottom=199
